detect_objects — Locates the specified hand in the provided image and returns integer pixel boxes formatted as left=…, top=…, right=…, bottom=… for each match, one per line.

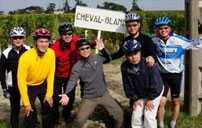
left=43, top=96, right=53, bottom=107
left=95, top=39, right=105, bottom=50
left=59, top=94, right=69, bottom=106
left=146, top=56, right=155, bottom=66
left=133, top=99, right=143, bottom=111
left=186, top=45, right=193, bottom=49
left=3, top=89, right=10, bottom=99
left=23, top=105, right=33, bottom=117
left=145, top=100, right=154, bottom=111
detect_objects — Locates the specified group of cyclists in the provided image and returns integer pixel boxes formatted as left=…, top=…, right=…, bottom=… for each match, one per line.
left=0, top=11, right=195, bottom=128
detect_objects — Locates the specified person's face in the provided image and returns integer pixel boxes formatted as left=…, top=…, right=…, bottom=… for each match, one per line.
left=126, top=21, right=141, bottom=36
left=157, top=25, right=172, bottom=38
left=78, top=45, right=91, bottom=58
left=11, top=36, right=25, bottom=48
left=61, top=31, right=73, bottom=43
left=126, top=51, right=141, bottom=64
left=36, top=38, right=49, bottom=53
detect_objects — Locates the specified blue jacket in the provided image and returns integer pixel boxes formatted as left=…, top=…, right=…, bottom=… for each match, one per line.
left=121, top=58, right=163, bottom=101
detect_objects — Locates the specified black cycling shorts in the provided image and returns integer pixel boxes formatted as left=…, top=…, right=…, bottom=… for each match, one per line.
left=160, top=73, right=182, bottom=98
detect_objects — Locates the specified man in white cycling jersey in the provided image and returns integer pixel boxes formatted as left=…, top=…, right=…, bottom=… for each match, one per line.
left=152, top=17, right=193, bottom=128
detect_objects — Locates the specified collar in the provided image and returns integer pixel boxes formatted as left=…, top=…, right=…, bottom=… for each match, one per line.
left=12, top=45, right=26, bottom=54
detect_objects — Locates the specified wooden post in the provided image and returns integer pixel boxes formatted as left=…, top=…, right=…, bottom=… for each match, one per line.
left=185, top=0, right=199, bottom=38
left=187, top=48, right=202, bottom=116
left=184, top=0, right=201, bottom=116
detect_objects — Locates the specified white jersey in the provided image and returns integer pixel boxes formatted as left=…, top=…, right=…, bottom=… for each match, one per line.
left=152, top=33, right=193, bottom=73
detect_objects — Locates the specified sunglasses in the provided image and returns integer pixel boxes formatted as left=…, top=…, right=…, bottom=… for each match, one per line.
left=127, top=23, right=139, bottom=28
left=12, top=36, right=24, bottom=40
left=159, top=26, right=169, bottom=30
left=62, top=31, right=73, bottom=36
left=79, top=46, right=90, bottom=51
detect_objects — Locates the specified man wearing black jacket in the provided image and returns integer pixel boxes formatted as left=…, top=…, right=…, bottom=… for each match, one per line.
left=0, top=27, right=30, bottom=128
left=111, top=12, right=156, bottom=66
left=121, top=38, right=163, bottom=128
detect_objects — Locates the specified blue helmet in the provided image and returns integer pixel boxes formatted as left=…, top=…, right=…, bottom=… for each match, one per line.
left=122, top=38, right=141, bottom=54
left=154, top=16, right=171, bottom=28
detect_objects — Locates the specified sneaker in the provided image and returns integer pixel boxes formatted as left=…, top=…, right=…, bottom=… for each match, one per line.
left=159, top=121, right=165, bottom=128
left=170, top=121, right=176, bottom=128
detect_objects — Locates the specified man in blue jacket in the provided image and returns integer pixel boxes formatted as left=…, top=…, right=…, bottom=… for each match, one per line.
left=121, top=38, right=163, bottom=128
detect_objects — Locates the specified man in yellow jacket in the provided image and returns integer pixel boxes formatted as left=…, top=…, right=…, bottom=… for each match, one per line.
left=17, top=28, right=55, bottom=128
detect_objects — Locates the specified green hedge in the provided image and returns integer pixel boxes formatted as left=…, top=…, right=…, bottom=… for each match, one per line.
left=0, top=11, right=185, bottom=51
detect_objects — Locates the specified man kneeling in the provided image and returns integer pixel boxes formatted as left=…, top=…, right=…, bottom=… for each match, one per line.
left=59, top=38, right=124, bottom=128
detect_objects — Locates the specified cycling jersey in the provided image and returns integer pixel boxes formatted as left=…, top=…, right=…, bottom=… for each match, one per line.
left=152, top=33, right=193, bottom=73
left=0, top=44, right=30, bottom=128
left=17, top=48, right=55, bottom=106
left=0, top=45, right=30, bottom=89
left=50, top=34, right=80, bottom=78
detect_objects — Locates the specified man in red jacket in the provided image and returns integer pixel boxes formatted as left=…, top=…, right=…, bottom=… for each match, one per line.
left=50, top=22, right=80, bottom=124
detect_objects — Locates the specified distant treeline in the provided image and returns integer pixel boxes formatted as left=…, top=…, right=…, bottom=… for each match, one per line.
left=0, top=11, right=185, bottom=51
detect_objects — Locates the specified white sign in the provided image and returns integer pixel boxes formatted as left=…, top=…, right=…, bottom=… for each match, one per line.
left=74, top=6, right=126, bottom=33
left=199, top=1, right=202, bottom=7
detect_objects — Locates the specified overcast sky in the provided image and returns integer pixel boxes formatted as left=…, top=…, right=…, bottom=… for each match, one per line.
left=0, top=0, right=184, bottom=12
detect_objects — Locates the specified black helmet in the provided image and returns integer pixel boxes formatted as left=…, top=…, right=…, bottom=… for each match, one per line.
left=58, top=22, right=73, bottom=35
left=122, top=38, right=141, bottom=54
left=76, top=38, right=90, bottom=49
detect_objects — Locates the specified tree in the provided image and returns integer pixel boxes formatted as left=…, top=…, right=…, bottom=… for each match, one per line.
left=131, top=0, right=141, bottom=11
left=97, top=2, right=127, bottom=12
left=24, top=6, right=44, bottom=12
left=9, top=6, right=44, bottom=14
left=75, top=0, right=87, bottom=6
left=64, top=0, right=70, bottom=12
left=0, top=11, right=4, bottom=15
left=46, top=3, right=56, bottom=13
left=68, top=0, right=87, bottom=13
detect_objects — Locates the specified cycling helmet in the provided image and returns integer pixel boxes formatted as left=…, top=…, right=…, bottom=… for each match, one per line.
left=125, top=12, right=141, bottom=23
left=10, top=27, right=26, bottom=37
left=76, top=38, right=90, bottom=49
left=154, top=16, right=171, bottom=28
left=58, top=22, right=73, bottom=35
left=32, top=28, right=51, bottom=40
left=122, top=38, right=141, bottom=54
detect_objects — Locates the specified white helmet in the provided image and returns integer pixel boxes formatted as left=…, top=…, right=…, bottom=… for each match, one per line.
left=10, top=27, right=26, bottom=37
left=125, top=12, right=141, bottom=23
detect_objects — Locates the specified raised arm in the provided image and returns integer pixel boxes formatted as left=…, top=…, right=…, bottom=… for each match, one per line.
left=95, top=39, right=112, bottom=63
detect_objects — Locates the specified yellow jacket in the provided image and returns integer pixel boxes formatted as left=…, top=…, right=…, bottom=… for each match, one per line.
left=17, top=48, right=55, bottom=106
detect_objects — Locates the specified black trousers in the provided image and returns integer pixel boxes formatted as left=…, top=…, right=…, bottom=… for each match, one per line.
left=52, top=77, right=75, bottom=122
left=8, top=86, right=38, bottom=128
left=8, top=86, right=20, bottom=128
left=24, top=83, right=54, bottom=128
